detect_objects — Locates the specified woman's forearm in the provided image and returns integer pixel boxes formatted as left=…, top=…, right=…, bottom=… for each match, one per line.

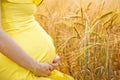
left=0, top=27, right=38, bottom=73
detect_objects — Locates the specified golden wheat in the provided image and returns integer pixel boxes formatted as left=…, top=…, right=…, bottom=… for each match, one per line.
left=35, top=0, right=120, bottom=80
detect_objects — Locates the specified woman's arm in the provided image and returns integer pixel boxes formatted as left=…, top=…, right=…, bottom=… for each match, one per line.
left=0, top=2, right=52, bottom=77
left=0, top=28, right=37, bottom=72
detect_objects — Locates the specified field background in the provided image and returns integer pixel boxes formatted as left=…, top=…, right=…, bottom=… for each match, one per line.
left=35, top=0, right=120, bottom=80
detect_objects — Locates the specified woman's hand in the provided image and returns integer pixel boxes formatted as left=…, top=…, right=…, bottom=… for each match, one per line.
left=33, top=62, right=54, bottom=77
left=51, top=55, right=60, bottom=70
left=33, top=55, right=60, bottom=77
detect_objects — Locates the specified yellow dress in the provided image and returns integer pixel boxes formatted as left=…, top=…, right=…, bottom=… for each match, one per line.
left=0, top=0, right=74, bottom=80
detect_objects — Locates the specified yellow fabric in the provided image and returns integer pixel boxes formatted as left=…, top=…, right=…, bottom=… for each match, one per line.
left=7, top=0, right=43, bottom=5
left=0, top=0, right=74, bottom=80
left=34, top=0, right=43, bottom=5
left=7, top=0, right=33, bottom=3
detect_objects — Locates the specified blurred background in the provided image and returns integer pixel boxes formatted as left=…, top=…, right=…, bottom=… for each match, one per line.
left=35, top=0, right=120, bottom=80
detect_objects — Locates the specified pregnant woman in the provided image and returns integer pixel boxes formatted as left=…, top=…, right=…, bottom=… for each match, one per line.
left=0, top=0, right=74, bottom=80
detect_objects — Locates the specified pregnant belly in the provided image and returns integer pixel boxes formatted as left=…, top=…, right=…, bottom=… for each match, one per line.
left=5, top=24, right=56, bottom=63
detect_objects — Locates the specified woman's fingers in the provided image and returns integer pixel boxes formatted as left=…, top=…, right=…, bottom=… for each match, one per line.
left=40, top=69, right=51, bottom=77
left=46, top=69, right=51, bottom=75
left=33, top=62, right=53, bottom=77
left=52, top=62, right=59, bottom=66
left=53, top=55, right=60, bottom=63
left=52, top=55, right=60, bottom=68
left=49, top=64, right=54, bottom=71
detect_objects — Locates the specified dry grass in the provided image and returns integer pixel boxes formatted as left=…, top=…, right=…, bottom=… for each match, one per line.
left=35, top=0, right=120, bottom=80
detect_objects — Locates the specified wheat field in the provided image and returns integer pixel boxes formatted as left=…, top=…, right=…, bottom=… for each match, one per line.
left=35, top=0, right=120, bottom=80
